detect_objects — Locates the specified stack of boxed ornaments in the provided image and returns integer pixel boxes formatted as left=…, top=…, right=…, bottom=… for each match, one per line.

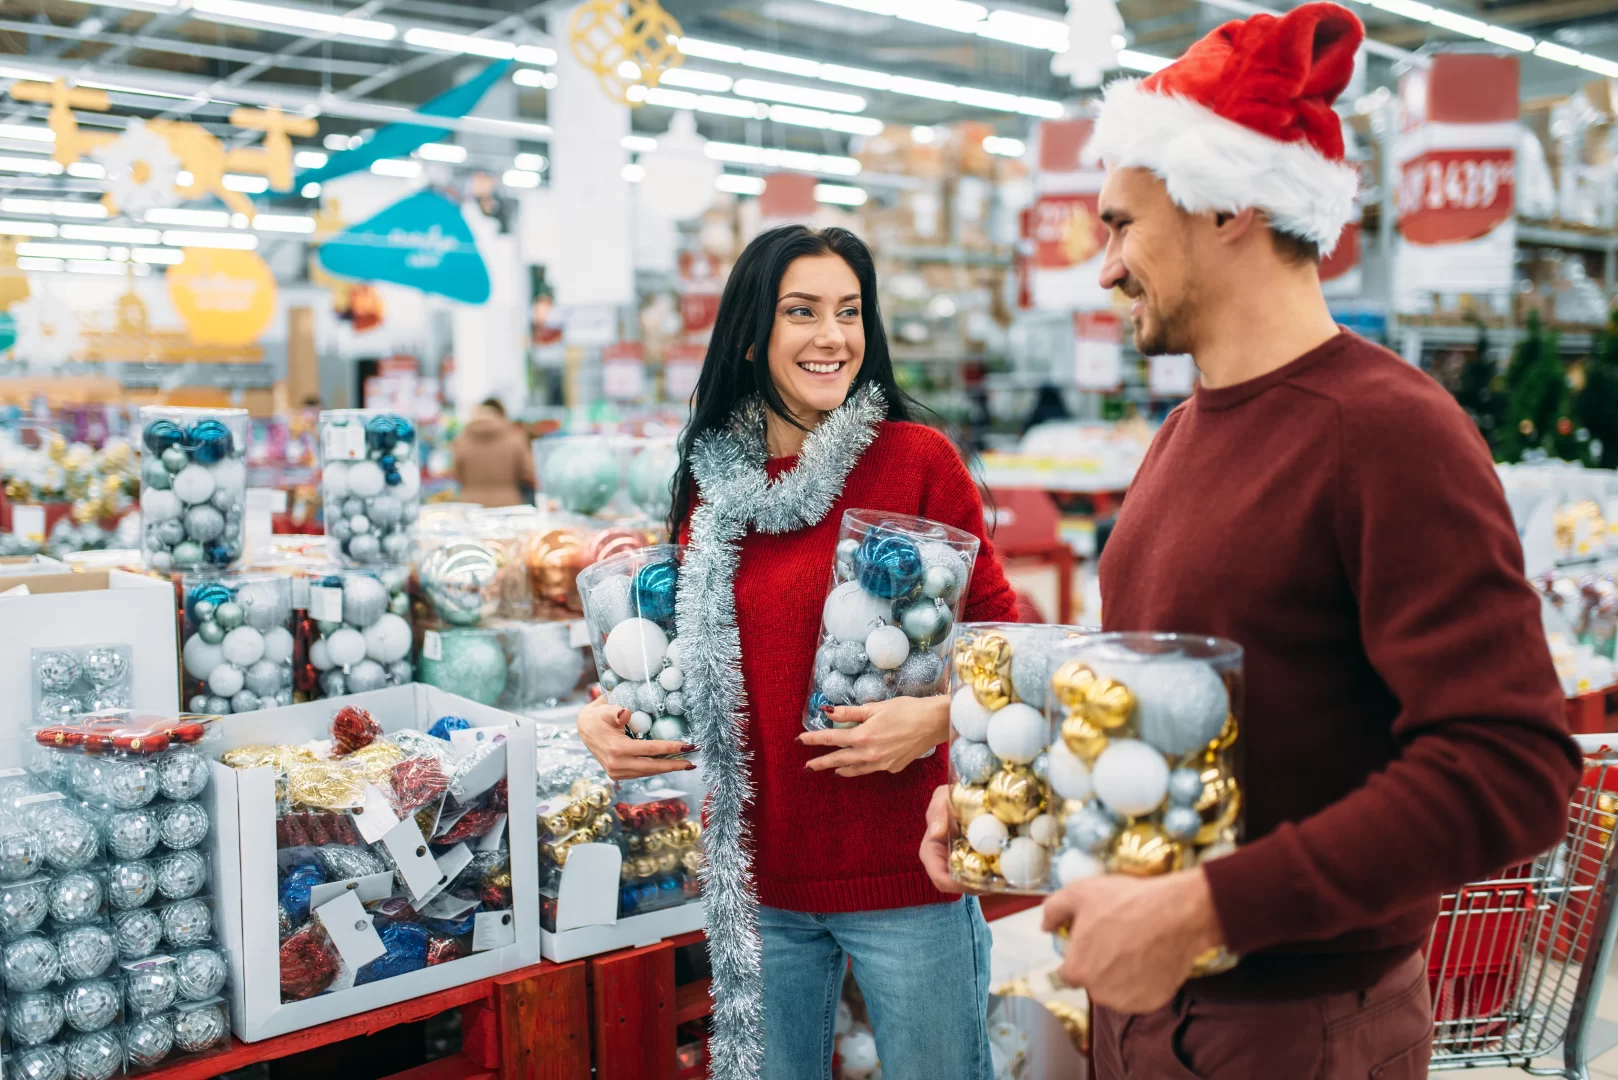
left=208, top=686, right=538, bottom=1040
left=4, top=711, right=232, bottom=1079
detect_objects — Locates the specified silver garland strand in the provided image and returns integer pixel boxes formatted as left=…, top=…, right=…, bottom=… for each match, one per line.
left=677, top=384, right=887, bottom=1080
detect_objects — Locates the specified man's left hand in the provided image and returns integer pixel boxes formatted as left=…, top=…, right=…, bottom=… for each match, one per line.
left=797, top=695, right=948, bottom=776
left=1041, top=869, right=1225, bottom=1014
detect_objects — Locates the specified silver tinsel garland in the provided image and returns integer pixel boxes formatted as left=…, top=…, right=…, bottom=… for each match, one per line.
left=677, top=384, right=886, bottom=1080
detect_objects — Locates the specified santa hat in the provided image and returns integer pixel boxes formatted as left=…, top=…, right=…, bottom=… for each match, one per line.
left=1084, top=2, right=1363, bottom=254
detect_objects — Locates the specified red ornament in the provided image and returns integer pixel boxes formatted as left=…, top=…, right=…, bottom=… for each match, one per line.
left=305, top=813, right=332, bottom=846
left=1559, top=417, right=1575, bottom=436
left=436, top=807, right=501, bottom=845
left=35, top=726, right=84, bottom=749
left=425, top=936, right=463, bottom=966
left=389, top=758, right=449, bottom=814
left=487, top=779, right=509, bottom=814
left=280, top=924, right=340, bottom=1000
left=480, top=883, right=512, bottom=909
left=330, top=707, right=382, bottom=756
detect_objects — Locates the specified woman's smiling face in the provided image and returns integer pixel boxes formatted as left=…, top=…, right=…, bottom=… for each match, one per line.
left=764, top=253, right=866, bottom=424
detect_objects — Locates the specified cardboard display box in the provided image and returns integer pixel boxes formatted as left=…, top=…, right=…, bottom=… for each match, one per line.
left=209, top=684, right=540, bottom=1042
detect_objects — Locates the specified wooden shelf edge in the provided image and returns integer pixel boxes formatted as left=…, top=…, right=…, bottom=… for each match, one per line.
left=675, top=976, right=714, bottom=1025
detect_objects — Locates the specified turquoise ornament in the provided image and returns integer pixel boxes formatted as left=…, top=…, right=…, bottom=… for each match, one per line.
left=171, top=541, right=203, bottom=570
left=141, top=459, right=171, bottom=491
left=184, top=419, right=233, bottom=464
left=185, top=582, right=232, bottom=625
left=627, top=444, right=678, bottom=518
left=161, top=447, right=189, bottom=474
left=632, top=559, right=679, bottom=624
left=214, top=602, right=244, bottom=630
left=142, top=419, right=184, bottom=456
left=545, top=440, right=620, bottom=515
left=365, top=414, right=402, bottom=453
left=895, top=595, right=952, bottom=649
left=418, top=631, right=508, bottom=705
left=855, top=529, right=922, bottom=599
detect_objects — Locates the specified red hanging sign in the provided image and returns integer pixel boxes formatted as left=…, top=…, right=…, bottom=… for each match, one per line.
left=1397, top=148, right=1515, bottom=245
left=1032, top=193, right=1107, bottom=270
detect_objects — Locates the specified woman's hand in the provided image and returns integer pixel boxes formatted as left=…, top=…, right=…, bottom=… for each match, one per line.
left=797, top=694, right=949, bottom=777
left=576, top=698, right=697, bottom=781
left=920, top=784, right=972, bottom=894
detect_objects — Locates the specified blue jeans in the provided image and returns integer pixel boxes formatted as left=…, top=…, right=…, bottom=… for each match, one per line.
left=759, top=898, right=993, bottom=1080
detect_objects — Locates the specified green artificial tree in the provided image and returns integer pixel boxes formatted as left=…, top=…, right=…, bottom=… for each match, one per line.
left=1453, top=321, right=1508, bottom=458
left=1575, top=311, right=1618, bottom=469
left=1500, top=311, right=1589, bottom=464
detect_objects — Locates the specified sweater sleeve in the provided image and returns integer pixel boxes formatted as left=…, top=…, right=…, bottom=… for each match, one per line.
left=1200, top=389, right=1581, bottom=956
left=916, top=428, right=1020, bottom=626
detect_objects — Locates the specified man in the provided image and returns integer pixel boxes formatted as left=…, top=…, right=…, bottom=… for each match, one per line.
left=451, top=398, right=536, bottom=507
left=922, top=4, right=1579, bottom=1076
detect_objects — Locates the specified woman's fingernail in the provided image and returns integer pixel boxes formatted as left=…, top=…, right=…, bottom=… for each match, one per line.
left=618, top=710, right=629, bottom=721
left=820, top=705, right=834, bottom=714
left=680, top=743, right=698, bottom=753
left=683, top=762, right=697, bottom=770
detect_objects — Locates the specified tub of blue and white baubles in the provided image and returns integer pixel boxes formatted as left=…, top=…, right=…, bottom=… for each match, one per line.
left=180, top=574, right=296, bottom=715
left=32, top=646, right=134, bottom=726
left=138, top=406, right=249, bottom=574
left=578, top=546, right=688, bottom=746
left=536, top=435, right=679, bottom=520
left=804, top=511, right=979, bottom=731
left=305, top=568, right=415, bottom=699
left=319, top=410, right=422, bottom=566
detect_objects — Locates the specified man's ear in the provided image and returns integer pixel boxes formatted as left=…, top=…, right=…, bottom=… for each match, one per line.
left=1212, top=207, right=1260, bottom=245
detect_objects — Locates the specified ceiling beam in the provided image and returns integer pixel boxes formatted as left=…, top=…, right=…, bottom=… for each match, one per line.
left=1371, top=0, right=1618, bottom=46
left=0, top=17, right=386, bottom=74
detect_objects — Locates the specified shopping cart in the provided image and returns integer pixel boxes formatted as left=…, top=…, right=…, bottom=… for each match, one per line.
left=1428, top=736, right=1618, bottom=1077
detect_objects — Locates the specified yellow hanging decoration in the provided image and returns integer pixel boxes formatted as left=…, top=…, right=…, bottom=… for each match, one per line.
left=567, top=0, right=685, bottom=106
left=0, top=237, right=30, bottom=311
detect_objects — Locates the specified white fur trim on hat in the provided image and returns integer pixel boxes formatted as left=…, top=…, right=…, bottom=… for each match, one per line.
left=1084, top=79, right=1359, bottom=255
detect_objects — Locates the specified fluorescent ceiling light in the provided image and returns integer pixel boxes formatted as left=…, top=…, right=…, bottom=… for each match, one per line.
left=301, top=182, right=322, bottom=198
left=67, top=260, right=134, bottom=276
left=704, top=141, right=861, bottom=177
left=0, top=220, right=58, bottom=237
left=733, top=78, right=864, bottom=113
left=222, top=174, right=269, bottom=193
left=514, top=45, right=556, bottom=66
left=252, top=213, right=316, bottom=233
left=1580, top=53, right=1618, bottom=77
left=817, top=64, right=892, bottom=90
left=1016, top=97, right=1066, bottom=119
left=618, top=60, right=642, bottom=80
left=133, top=247, right=184, bottom=264
left=416, top=143, right=467, bottom=163
left=1535, top=40, right=1583, bottom=64
left=1424, top=8, right=1487, bottom=35
left=697, top=95, right=767, bottom=119
left=1117, top=49, right=1172, bottom=73
left=66, top=162, right=105, bottom=179
left=1367, top=0, right=1434, bottom=19
left=0, top=156, right=61, bottom=176
left=370, top=159, right=422, bottom=178
left=513, top=69, right=557, bottom=89
left=622, top=135, right=658, bottom=153
left=15, top=257, right=63, bottom=272
left=190, top=0, right=397, bottom=41
left=768, top=105, right=884, bottom=136
left=977, top=9, right=1067, bottom=50
left=18, top=242, right=108, bottom=260
left=911, top=125, right=937, bottom=144
left=622, top=163, right=646, bottom=183
left=60, top=224, right=161, bottom=243
left=322, top=133, right=351, bottom=151
left=163, top=230, right=259, bottom=250
left=674, top=37, right=745, bottom=64
left=742, top=49, right=821, bottom=77
left=955, top=87, right=1024, bottom=112
left=1481, top=25, right=1534, bottom=51
left=889, top=76, right=957, bottom=102
left=145, top=208, right=231, bottom=227
left=715, top=174, right=765, bottom=195
left=659, top=68, right=734, bottom=93
left=896, top=0, right=986, bottom=31
left=513, top=153, right=548, bottom=172
left=403, top=27, right=517, bottom=59
left=1, top=198, right=105, bottom=219
left=0, top=125, right=52, bottom=144
left=75, top=79, right=192, bottom=101
left=814, top=183, right=867, bottom=206
left=982, top=136, right=1025, bottom=157
left=502, top=169, right=541, bottom=188
left=294, top=150, right=328, bottom=169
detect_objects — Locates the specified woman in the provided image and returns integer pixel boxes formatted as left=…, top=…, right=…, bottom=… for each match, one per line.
left=451, top=397, right=536, bottom=507
left=578, top=225, right=1016, bottom=1080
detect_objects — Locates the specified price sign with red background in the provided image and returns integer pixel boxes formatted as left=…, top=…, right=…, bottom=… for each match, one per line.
left=1397, top=149, right=1515, bottom=245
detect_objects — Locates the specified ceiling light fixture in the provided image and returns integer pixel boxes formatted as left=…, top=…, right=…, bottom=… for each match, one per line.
left=133, top=247, right=183, bottom=264
left=162, top=230, right=259, bottom=250
left=502, top=169, right=541, bottom=188
left=222, top=173, right=269, bottom=193
left=813, top=182, right=868, bottom=206
left=403, top=27, right=518, bottom=59
left=981, top=135, right=1025, bottom=157
left=0, top=125, right=53, bottom=144
left=767, top=104, right=884, bottom=136
left=252, top=213, right=317, bottom=233
left=622, top=135, right=658, bottom=153
left=370, top=159, right=422, bottom=178
left=659, top=68, right=735, bottom=93
left=1, top=198, right=105, bottom=219
left=0, top=220, right=58, bottom=237
left=17, top=241, right=108, bottom=260
left=59, top=224, right=161, bottom=243
left=622, top=163, right=646, bottom=183
left=294, top=150, right=328, bottom=169
left=733, top=78, right=865, bottom=113
left=144, top=208, right=231, bottom=227
left=416, top=142, right=467, bottom=163
left=513, top=152, right=548, bottom=172
left=513, top=69, right=558, bottom=89
left=704, top=140, right=861, bottom=177
left=715, top=173, right=766, bottom=195
left=190, top=0, right=397, bottom=41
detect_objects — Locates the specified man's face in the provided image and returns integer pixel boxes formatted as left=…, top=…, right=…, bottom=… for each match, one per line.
left=1097, top=167, right=1200, bottom=356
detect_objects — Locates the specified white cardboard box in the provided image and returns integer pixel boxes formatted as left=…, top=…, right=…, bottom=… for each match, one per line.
left=540, top=898, right=707, bottom=963
left=210, top=684, right=540, bottom=1042
left=0, top=568, right=179, bottom=766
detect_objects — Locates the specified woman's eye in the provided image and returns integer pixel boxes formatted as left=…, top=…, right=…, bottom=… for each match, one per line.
left=785, top=306, right=812, bottom=317
left=838, top=307, right=859, bottom=318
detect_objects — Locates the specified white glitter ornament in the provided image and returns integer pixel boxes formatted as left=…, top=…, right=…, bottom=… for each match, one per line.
left=896, top=651, right=945, bottom=696
left=211, top=457, right=246, bottom=495
left=325, top=627, right=366, bottom=669
left=113, top=908, right=164, bottom=960
left=517, top=622, right=585, bottom=703
left=175, top=947, right=227, bottom=1000
left=1056, top=848, right=1105, bottom=886
left=1046, top=743, right=1093, bottom=802
left=853, top=671, right=892, bottom=705
left=1008, top=637, right=1053, bottom=713
left=63, top=1029, right=122, bottom=1080
left=206, top=664, right=244, bottom=699
left=8, top=990, right=64, bottom=1046
left=57, top=925, right=116, bottom=980
left=106, top=861, right=157, bottom=910
left=220, top=626, right=265, bottom=667
left=966, top=813, right=1008, bottom=855
left=170, top=465, right=215, bottom=506
left=48, top=872, right=103, bottom=923
left=156, top=850, right=207, bottom=899
left=342, top=575, right=389, bottom=628
left=864, top=625, right=910, bottom=670
left=106, top=809, right=161, bottom=860
left=1089, top=656, right=1229, bottom=757
left=3, top=935, right=61, bottom=992
left=605, top=618, right=668, bottom=683
left=263, top=626, right=295, bottom=666
left=951, top=686, right=992, bottom=742
left=822, top=582, right=892, bottom=643
left=243, top=658, right=282, bottom=697
left=347, top=460, right=385, bottom=498
left=139, top=488, right=181, bottom=522
left=1163, top=805, right=1202, bottom=842
left=126, top=1014, right=173, bottom=1067
left=172, top=1003, right=228, bottom=1053
left=949, top=739, right=998, bottom=785
left=346, top=659, right=388, bottom=693
left=63, top=979, right=120, bottom=1032
left=587, top=575, right=635, bottom=635
left=1091, top=739, right=1170, bottom=817
left=236, top=581, right=288, bottom=631
left=181, top=636, right=225, bottom=682
left=363, top=613, right=413, bottom=664
left=998, top=836, right=1051, bottom=890
left=161, top=898, right=211, bottom=948
left=985, top=703, right=1046, bottom=765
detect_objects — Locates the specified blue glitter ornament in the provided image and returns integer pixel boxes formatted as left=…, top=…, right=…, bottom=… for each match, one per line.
left=379, top=454, right=396, bottom=471
left=391, top=415, right=416, bottom=444
left=278, top=863, right=325, bottom=923
left=806, top=690, right=832, bottom=730
left=633, top=881, right=659, bottom=908
left=204, top=542, right=232, bottom=565
left=855, top=529, right=923, bottom=599
left=185, top=581, right=234, bottom=625
left=142, top=419, right=184, bottom=456
left=320, top=574, right=342, bottom=589
left=365, top=415, right=400, bottom=453
left=428, top=715, right=471, bottom=741
left=355, top=922, right=429, bottom=985
left=632, top=559, right=679, bottom=623
left=385, top=470, right=402, bottom=486
left=657, top=874, right=680, bottom=897
left=184, top=419, right=234, bottom=464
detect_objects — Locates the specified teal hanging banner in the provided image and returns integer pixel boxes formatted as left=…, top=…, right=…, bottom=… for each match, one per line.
left=318, top=191, right=491, bottom=303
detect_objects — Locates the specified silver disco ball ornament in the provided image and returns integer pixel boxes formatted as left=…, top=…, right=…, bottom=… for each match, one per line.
left=47, top=872, right=104, bottom=924
left=3, top=935, right=62, bottom=992
left=172, top=1003, right=229, bottom=1053
left=63, top=1029, right=122, bottom=1080
left=158, top=749, right=211, bottom=801
left=156, top=850, right=207, bottom=899
left=57, top=924, right=116, bottom=981
left=175, top=946, right=228, bottom=1001
left=35, top=651, right=82, bottom=693
left=105, top=809, right=160, bottom=861
left=6, top=990, right=65, bottom=1046
left=11, top=1042, right=67, bottom=1080
left=106, top=861, right=157, bottom=910
left=125, top=1014, right=174, bottom=1068
left=124, top=962, right=179, bottom=1017
left=0, top=879, right=49, bottom=935
left=81, top=648, right=128, bottom=687
left=157, top=802, right=210, bottom=850
left=161, top=898, right=211, bottom=948
left=113, top=908, right=165, bottom=961
left=38, top=806, right=99, bottom=871
left=0, top=809, right=43, bottom=881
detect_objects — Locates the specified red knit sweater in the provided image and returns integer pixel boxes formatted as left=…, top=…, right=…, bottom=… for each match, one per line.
left=685, top=420, right=1018, bottom=913
left=1102, top=331, right=1581, bottom=998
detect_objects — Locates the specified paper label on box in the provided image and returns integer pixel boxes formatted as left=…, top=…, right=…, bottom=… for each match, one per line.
left=309, top=585, right=344, bottom=624
left=308, top=871, right=395, bottom=911
left=322, top=423, right=367, bottom=462
left=477, top=815, right=508, bottom=853
left=315, top=891, right=386, bottom=969
left=16, top=792, right=65, bottom=807
left=448, top=726, right=506, bottom=753
left=413, top=842, right=472, bottom=910
left=555, top=843, right=622, bottom=932
left=472, top=910, right=516, bottom=952
left=449, top=742, right=506, bottom=802
left=351, top=783, right=401, bottom=845
left=535, top=795, right=570, bottom=818
left=422, top=630, right=442, bottom=661
left=380, top=815, right=443, bottom=901
left=11, top=505, right=44, bottom=541
left=420, top=892, right=479, bottom=921
left=568, top=620, right=591, bottom=649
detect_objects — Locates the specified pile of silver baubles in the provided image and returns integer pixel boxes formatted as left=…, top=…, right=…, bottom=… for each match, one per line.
left=320, top=410, right=422, bottom=565
left=307, top=569, right=414, bottom=698
left=33, top=648, right=132, bottom=725
left=138, top=407, right=249, bottom=573
left=181, top=574, right=295, bottom=714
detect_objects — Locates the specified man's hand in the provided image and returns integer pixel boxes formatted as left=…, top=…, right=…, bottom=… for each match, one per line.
left=797, top=695, right=949, bottom=777
left=576, top=699, right=696, bottom=781
left=1041, top=869, right=1224, bottom=1014
left=919, top=784, right=974, bottom=894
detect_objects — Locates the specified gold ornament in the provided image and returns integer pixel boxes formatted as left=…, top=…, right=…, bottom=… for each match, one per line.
left=972, top=673, right=1012, bottom=711
left=1060, top=715, right=1108, bottom=765
left=948, top=840, right=999, bottom=886
left=1051, top=660, right=1096, bottom=710
left=655, top=850, right=678, bottom=874
left=542, top=811, right=571, bottom=837
left=286, top=762, right=364, bottom=811
left=951, top=783, right=988, bottom=828
left=952, top=637, right=978, bottom=683
left=1044, top=999, right=1091, bottom=1055
left=632, top=855, right=657, bottom=879
left=563, top=800, right=591, bottom=828
left=645, top=829, right=667, bottom=853
left=1209, top=713, right=1238, bottom=753
left=1081, top=678, right=1135, bottom=731
left=972, top=632, right=1013, bottom=680
left=566, top=0, right=685, bottom=107
left=1189, top=946, right=1239, bottom=979
left=223, top=744, right=316, bottom=771
left=485, top=869, right=512, bottom=890
left=985, top=766, right=1045, bottom=825
left=591, top=814, right=616, bottom=840
left=1195, top=775, right=1241, bottom=847
left=1110, top=822, right=1182, bottom=876
left=681, top=849, right=706, bottom=874
left=346, top=741, right=403, bottom=784
left=1594, top=792, right=1617, bottom=843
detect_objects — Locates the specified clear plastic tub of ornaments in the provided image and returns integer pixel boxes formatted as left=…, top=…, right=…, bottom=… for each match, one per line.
left=416, top=532, right=532, bottom=629
left=319, top=409, right=422, bottom=566
left=805, top=510, right=980, bottom=732
left=946, top=623, right=1093, bottom=894
left=535, top=434, right=626, bottom=517
left=304, top=567, right=415, bottom=699
left=577, top=544, right=691, bottom=747
left=137, top=405, right=249, bottom=574
left=33, top=645, right=134, bottom=726
left=1045, top=633, right=1243, bottom=977
left=535, top=772, right=616, bottom=897
left=28, top=711, right=218, bottom=812
left=180, top=572, right=296, bottom=714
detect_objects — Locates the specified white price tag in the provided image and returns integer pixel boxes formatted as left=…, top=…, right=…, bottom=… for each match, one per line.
left=10, top=505, right=44, bottom=541
left=350, top=783, right=401, bottom=845
left=449, top=741, right=506, bottom=802
left=420, top=892, right=478, bottom=921
left=472, top=910, right=516, bottom=952
left=379, top=815, right=443, bottom=901
left=308, top=871, right=395, bottom=911
left=567, top=620, right=591, bottom=649
left=448, top=726, right=506, bottom=753
left=313, top=891, right=386, bottom=970
left=309, top=585, right=344, bottom=624
left=477, top=814, right=508, bottom=853
left=422, top=631, right=442, bottom=661
left=413, top=842, right=472, bottom=910
left=322, top=423, right=367, bottom=462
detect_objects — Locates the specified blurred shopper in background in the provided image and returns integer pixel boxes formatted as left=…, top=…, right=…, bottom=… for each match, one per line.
left=451, top=398, right=535, bottom=507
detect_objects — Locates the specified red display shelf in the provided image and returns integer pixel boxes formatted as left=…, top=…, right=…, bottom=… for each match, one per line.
left=1567, top=687, right=1618, bottom=736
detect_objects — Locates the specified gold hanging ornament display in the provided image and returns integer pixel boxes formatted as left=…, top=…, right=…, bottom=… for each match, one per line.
left=567, top=0, right=685, bottom=106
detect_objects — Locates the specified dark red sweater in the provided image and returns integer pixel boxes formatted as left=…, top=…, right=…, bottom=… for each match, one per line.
left=687, top=420, right=1017, bottom=912
left=1102, top=331, right=1580, bottom=998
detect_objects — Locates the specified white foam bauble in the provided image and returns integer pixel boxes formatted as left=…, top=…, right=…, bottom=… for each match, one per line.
left=325, top=627, right=367, bottom=669
left=220, top=626, right=264, bottom=667
left=838, top=1031, right=878, bottom=1078
left=1091, top=739, right=1170, bottom=817
left=394, top=461, right=421, bottom=499
left=207, top=663, right=244, bottom=698
left=998, top=836, right=1051, bottom=890
left=605, top=618, right=668, bottom=683
left=182, top=635, right=224, bottom=681
left=347, top=460, right=385, bottom=498
left=1056, top=848, right=1105, bottom=886
left=822, top=581, right=892, bottom=643
left=308, top=638, right=333, bottom=671
left=263, top=626, right=295, bottom=666
left=211, top=458, right=246, bottom=495
left=1027, top=813, right=1060, bottom=847
left=967, top=813, right=1009, bottom=856
left=171, top=465, right=215, bottom=506
left=363, top=614, right=412, bottom=664
left=985, top=703, right=1046, bottom=764
left=951, top=686, right=992, bottom=742
left=658, top=666, right=684, bottom=692
left=1046, top=743, right=1092, bottom=801
left=141, top=488, right=182, bottom=523
left=864, top=625, right=910, bottom=670
left=627, top=711, right=653, bottom=736
left=322, top=462, right=350, bottom=499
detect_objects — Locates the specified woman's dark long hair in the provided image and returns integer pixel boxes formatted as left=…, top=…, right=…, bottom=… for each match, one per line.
left=667, top=225, right=918, bottom=534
